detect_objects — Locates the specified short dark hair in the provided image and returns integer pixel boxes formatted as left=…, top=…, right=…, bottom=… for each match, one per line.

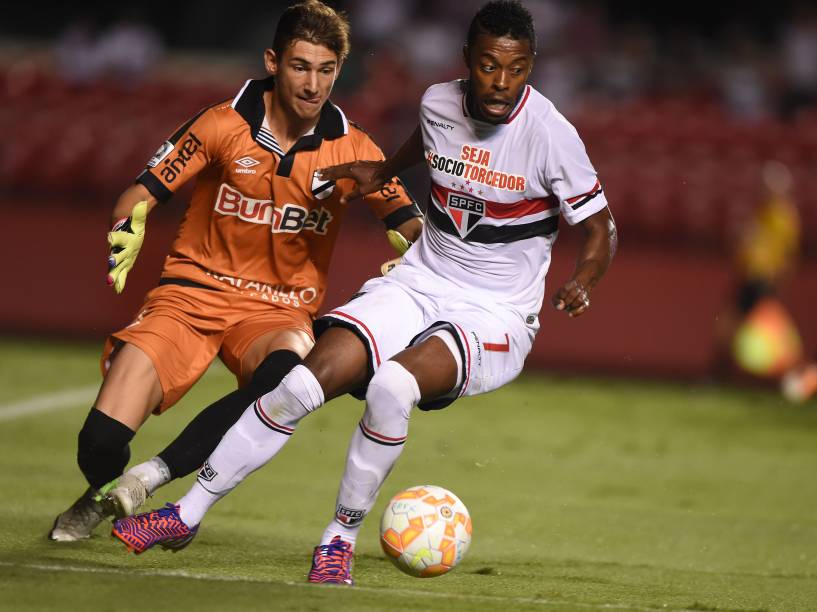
left=466, top=1, right=536, bottom=55
left=273, top=1, right=351, bottom=62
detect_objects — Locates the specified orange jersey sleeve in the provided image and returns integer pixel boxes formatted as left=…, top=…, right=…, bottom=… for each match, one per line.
left=353, top=128, right=422, bottom=229
left=135, top=103, right=227, bottom=202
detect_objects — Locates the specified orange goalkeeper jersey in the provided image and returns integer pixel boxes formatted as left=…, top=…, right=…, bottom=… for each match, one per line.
left=136, top=77, right=420, bottom=316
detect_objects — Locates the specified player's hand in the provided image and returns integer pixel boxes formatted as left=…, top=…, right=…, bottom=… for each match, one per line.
left=107, top=200, right=148, bottom=294
left=316, top=160, right=388, bottom=204
left=552, top=279, right=591, bottom=318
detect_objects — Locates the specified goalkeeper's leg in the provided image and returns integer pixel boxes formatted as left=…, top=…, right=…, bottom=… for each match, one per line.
left=49, top=344, right=161, bottom=541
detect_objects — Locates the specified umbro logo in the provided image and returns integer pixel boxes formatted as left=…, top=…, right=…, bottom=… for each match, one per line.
left=235, top=156, right=260, bottom=167
left=234, top=156, right=260, bottom=174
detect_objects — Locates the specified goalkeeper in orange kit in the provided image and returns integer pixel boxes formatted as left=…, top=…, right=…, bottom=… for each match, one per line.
left=49, top=0, right=423, bottom=542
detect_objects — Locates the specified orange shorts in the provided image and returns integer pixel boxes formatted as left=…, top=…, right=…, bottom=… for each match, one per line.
left=101, top=283, right=314, bottom=413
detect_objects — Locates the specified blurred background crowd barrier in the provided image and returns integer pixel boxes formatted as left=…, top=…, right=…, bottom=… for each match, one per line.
left=1, top=0, right=815, bottom=381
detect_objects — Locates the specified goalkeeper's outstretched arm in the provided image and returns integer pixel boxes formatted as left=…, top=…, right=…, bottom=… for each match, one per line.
left=106, top=184, right=159, bottom=294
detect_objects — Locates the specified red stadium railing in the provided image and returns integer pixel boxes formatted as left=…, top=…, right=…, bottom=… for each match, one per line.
left=2, top=68, right=815, bottom=252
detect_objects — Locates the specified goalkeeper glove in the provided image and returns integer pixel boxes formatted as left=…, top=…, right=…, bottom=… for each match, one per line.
left=107, top=200, right=148, bottom=294
left=381, top=229, right=413, bottom=275
left=386, top=229, right=412, bottom=255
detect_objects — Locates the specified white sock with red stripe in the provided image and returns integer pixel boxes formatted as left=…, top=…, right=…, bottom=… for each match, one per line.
left=177, top=365, right=324, bottom=527
left=320, top=360, right=420, bottom=546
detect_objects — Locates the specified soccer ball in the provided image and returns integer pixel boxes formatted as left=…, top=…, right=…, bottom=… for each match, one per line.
left=379, top=485, right=472, bottom=577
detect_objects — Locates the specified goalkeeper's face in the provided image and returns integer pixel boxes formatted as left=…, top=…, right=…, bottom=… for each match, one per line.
left=265, top=40, right=340, bottom=122
left=463, top=33, right=534, bottom=124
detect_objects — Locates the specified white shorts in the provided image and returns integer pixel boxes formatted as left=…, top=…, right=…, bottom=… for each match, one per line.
left=315, top=263, right=536, bottom=410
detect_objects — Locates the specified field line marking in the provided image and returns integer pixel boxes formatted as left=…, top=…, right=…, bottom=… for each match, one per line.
left=0, top=362, right=232, bottom=423
left=0, top=385, right=99, bottom=422
left=0, top=560, right=698, bottom=611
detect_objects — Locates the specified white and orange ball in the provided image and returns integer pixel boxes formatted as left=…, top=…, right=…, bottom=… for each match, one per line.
left=379, top=485, right=472, bottom=578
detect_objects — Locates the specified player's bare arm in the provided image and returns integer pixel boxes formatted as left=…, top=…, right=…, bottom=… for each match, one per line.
left=392, top=216, right=424, bottom=244
left=318, top=125, right=424, bottom=204
left=553, top=206, right=617, bottom=317
left=110, top=183, right=159, bottom=225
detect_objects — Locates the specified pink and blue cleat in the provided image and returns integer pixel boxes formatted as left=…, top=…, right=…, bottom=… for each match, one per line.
left=307, top=536, right=354, bottom=585
left=112, top=503, right=198, bottom=554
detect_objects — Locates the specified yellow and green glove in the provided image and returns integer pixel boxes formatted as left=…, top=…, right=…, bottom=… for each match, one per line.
left=380, top=229, right=413, bottom=275
left=386, top=229, right=412, bottom=255
left=107, top=200, right=148, bottom=294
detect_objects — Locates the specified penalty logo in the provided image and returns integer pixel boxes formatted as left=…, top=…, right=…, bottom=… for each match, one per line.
left=445, top=192, right=485, bottom=238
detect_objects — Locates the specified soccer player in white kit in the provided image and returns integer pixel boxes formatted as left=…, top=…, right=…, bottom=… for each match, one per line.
left=112, top=0, right=618, bottom=585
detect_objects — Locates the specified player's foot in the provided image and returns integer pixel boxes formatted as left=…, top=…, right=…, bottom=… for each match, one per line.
left=782, top=362, right=817, bottom=403
left=49, top=488, right=109, bottom=541
left=111, top=503, right=198, bottom=554
left=307, top=536, right=354, bottom=585
left=101, top=473, right=149, bottom=519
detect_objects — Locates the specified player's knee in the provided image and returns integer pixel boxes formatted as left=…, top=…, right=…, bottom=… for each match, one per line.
left=249, top=350, right=302, bottom=394
left=263, top=365, right=325, bottom=426
left=76, top=409, right=135, bottom=489
left=364, top=361, right=421, bottom=435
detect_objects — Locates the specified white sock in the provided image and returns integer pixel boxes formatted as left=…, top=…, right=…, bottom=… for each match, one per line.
left=125, top=457, right=171, bottom=494
left=177, top=365, right=324, bottom=527
left=320, top=361, right=420, bottom=546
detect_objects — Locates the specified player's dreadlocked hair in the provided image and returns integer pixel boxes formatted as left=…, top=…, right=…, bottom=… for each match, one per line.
left=273, top=1, right=351, bottom=62
left=466, top=0, right=536, bottom=54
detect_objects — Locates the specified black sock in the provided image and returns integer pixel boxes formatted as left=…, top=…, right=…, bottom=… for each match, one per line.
left=77, top=408, right=135, bottom=490
left=157, top=350, right=302, bottom=479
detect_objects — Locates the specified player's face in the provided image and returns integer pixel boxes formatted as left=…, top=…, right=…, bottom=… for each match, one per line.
left=464, top=33, right=533, bottom=123
left=265, top=40, right=340, bottom=122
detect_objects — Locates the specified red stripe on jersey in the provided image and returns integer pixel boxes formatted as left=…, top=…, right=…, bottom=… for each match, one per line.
left=483, top=334, right=510, bottom=352
left=328, top=310, right=382, bottom=366
left=431, top=183, right=556, bottom=219
left=566, top=179, right=601, bottom=204
left=504, top=85, right=531, bottom=124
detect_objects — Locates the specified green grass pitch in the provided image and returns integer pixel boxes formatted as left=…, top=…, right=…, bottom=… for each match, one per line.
left=1, top=337, right=816, bottom=611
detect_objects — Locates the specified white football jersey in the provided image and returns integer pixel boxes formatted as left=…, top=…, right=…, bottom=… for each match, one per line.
left=403, top=79, right=608, bottom=318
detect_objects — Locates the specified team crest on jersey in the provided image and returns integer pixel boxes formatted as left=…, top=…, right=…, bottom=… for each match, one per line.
left=311, top=171, right=335, bottom=200
left=445, top=192, right=485, bottom=238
